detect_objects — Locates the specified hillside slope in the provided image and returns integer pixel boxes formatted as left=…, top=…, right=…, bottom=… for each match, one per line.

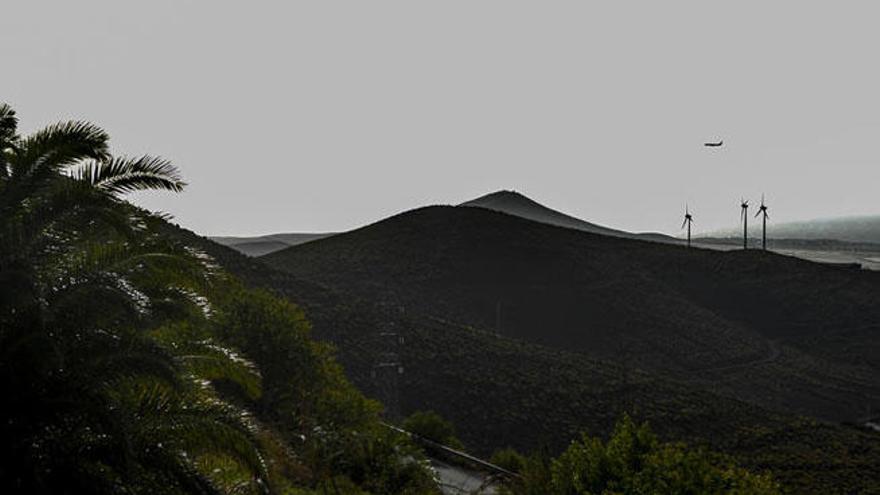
left=164, top=221, right=880, bottom=494
left=262, top=206, right=880, bottom=423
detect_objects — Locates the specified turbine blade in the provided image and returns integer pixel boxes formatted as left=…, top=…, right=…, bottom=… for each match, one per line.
left=681, top=218, right=687, bottom=229
left=754, top=209, right=761, bottom=218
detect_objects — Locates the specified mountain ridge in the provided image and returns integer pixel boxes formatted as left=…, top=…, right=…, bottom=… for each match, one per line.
left=460, top=190, right=678, bottom=243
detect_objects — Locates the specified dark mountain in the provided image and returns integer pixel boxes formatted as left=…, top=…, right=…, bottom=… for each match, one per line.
left=461, top=190, right=677, bottom=243
left=160, top=217, right=880, bottom=494
left=211, top=232, right=335, bottom=256
left=263, top=206, right=880, bottom=424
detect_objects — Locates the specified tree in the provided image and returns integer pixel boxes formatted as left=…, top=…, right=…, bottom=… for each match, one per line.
left=212, top=285, right=438, bottom=494
left=0, top=102, right=438, bottom=494
left=0, top=103, right=267, bottom=494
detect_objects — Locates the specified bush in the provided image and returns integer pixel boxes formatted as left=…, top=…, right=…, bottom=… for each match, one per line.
left=505, top=414, right=780, bottom=495
left=402, top=411, right=465, bottom=450
left=490, top=448, right=527, bottom=474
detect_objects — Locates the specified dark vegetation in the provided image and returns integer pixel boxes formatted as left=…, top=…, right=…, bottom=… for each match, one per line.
left=499, top=415, right=779, bottom=495
left=401, top=411, right=464, bottom=450
left=0, top=103, right=437, bottom=494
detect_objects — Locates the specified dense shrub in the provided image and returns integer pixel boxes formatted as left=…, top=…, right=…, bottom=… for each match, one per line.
left=402, top=411, right=465, bottom=450
left=504, top=415, right=780, bottom=495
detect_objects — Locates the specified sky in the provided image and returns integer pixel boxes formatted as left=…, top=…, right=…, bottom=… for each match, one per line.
left=4, top=1, right=880, bottom=236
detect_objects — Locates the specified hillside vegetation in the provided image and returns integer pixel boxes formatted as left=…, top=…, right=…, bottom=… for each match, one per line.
left=247, top=204, right=880, bottom=493
left=262, top=206, right=880, bottom=421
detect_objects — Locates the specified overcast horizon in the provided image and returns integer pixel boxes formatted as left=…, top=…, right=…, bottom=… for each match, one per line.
left=5, top=1, right=880, bottom=237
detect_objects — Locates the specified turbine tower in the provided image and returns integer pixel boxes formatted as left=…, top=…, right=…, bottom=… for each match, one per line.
left=755, top=194, right=769, bottom=251
left=740, top=198, right=749, bottom=250
left=681, top=205, right=694, bottom=248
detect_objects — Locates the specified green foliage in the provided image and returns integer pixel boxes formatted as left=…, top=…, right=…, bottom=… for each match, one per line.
left=212, top=285, right=438, bottom=493
left=505, top=415, right=780, bottom=495
left=402, top=411, right=465, bottom=450
left=0, top=103, right=269, bottom=494
left=0, top=104, right=437, bottom=494
left=489, top=448, right=527, bottom=474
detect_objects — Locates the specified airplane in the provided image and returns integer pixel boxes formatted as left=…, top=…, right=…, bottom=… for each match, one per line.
left=704, top=140, right=723, bottom=147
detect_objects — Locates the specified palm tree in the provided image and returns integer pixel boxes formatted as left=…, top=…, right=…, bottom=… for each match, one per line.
left=0, top=103, right=268, bottom=494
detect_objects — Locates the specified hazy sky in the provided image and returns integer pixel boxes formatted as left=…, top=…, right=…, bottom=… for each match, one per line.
left=4, top=1, right=880, bottom=236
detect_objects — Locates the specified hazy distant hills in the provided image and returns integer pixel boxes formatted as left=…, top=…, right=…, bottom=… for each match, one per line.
left=163, top=211, right=880, bottom=494
left=211, top=232, right=335, bottom=256
left=705, top=215, right=880, bottom=244
left=461, top=190, right=678, bottom=243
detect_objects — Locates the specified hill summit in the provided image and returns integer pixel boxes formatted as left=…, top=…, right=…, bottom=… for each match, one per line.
left=460, top=190, right=675, bottom=243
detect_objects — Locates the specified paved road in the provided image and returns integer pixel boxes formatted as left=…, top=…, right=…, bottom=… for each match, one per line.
left=430, top=458, right=498, bottom=495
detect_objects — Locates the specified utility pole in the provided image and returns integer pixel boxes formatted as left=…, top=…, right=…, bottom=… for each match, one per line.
left=371, top=329, right=404, bottom=421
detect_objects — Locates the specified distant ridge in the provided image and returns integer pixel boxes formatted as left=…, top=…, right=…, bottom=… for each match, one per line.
left=460, top=190, right=677, bottom=243
left=704, top=215, right=880, bottom=245
left=211, top=232, right=335, bottom=257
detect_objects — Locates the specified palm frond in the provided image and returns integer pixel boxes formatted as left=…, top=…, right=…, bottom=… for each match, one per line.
left=72, top=155, right=186, bottom=195
left=114, top=379, right=269, bottom=494
left=178, top=342, right=263, bottom=402
left=0, top=103, right=19, bottom=180
left=0, top=102, right=18, bottom=143
left=11, top=120, right=110, bottom=176
left=2, top=121, right=109, bottom=213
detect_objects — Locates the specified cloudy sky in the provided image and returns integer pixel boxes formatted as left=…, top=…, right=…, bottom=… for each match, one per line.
left=4, top=1, right=880, bottom=236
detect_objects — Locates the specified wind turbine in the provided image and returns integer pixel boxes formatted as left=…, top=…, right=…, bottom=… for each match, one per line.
left=755, top=194, right=769, bottom=251
left=681, top=205, right=694, bottom=248
left=740, top=198, right=749, bottom=250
